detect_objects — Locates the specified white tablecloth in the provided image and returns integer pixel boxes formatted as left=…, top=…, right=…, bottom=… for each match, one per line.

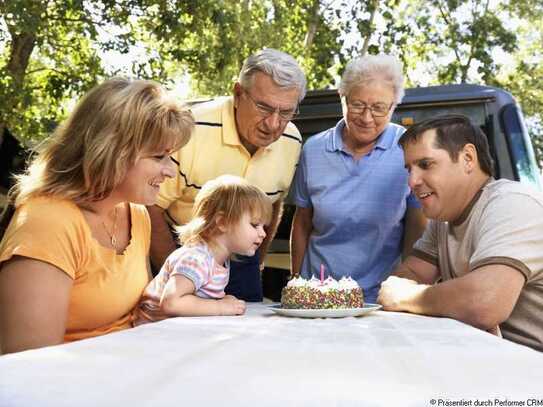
left=1, top=304, right=542, bottom=406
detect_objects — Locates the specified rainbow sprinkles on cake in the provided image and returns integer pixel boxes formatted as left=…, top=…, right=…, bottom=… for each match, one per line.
left=281, top=276, right=364, bottom=309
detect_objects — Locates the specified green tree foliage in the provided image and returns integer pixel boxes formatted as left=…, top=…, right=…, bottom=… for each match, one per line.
left=132, top=0, right=343, bottom=96
left=375, top=0, right=543, bottom=166
left=497, top=8, right=543, bottom=166
left=431, top=0, right=517, bottom=84
left=375, top=0, right=517, bottom=85
left=2, top=0, right=543, bottom=170
left=0, top=0, right=137, bottom=144
left=0, top=0, right=344, bottom=144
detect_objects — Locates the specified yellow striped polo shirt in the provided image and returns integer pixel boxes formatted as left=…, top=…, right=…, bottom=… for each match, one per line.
left=157, top=96, right=302, bottom=226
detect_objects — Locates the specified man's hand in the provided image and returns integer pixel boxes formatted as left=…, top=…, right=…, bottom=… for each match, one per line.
left=377, top=276, right=429, bottom=312
left=217, top=295, right=246, bottom=315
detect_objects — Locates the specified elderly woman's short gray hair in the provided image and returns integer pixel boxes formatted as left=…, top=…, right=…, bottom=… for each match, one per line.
left=339, top=54, right=405, bottom=104
left=238, top=48, right=307, bottom=102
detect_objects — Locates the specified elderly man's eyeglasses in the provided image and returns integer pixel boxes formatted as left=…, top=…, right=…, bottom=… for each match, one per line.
left=347, top=101, right=393, bottom=117
left=243, top=90, right=299, bottom=121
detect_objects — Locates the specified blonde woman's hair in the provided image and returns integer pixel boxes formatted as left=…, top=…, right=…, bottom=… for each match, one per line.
left=10, top=77, right=194, bottom=207
left=178, top=175, right=273, bottom=245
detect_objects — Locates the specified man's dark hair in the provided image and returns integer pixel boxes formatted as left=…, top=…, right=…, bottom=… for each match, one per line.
left=399, top=114, right=494, bottom=176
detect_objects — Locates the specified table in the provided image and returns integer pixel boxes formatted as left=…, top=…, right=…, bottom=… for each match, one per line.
left=1, top=304, right=542, bottom=406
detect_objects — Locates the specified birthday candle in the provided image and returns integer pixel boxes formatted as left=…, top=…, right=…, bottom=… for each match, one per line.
left=320, top=264, right=324, bottom=284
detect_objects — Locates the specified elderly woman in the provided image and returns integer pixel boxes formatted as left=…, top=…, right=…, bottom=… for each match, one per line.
left=0, top=78, right=194, bottom=354
left=290, top=54, right=426, bottom=303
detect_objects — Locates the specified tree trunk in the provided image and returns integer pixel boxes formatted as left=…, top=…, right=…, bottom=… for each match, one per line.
left=304, top=0, right=320, bottom=50
left=360, top=0, right=379, bottom=56
left=0, top=123, right=5, bottom=148
left=6, top=31, right=36, bottom=89
left=1, top=30, right=37, bottom=139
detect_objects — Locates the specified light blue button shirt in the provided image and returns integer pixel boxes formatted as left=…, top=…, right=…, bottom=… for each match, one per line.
left=292, top=120, right=419, bottom=303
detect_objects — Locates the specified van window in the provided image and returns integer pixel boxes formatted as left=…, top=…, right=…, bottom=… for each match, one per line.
left=393, top=102, right=487, bottom=128
left=392, top=102, right=500, bottom=178
left=500, top=104, right=542, bottom=190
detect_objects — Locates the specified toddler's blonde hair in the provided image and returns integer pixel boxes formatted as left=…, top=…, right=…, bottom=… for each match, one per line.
left=177, top=175, right=272, bottom=245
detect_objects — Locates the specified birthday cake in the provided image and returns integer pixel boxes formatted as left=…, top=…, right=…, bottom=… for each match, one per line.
left=281, top=276, right=364, bottom=309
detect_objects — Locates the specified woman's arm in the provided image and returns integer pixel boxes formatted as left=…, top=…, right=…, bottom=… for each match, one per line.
left=160, top=275, right=245, bottom=316
left=290, top=206, right=313, bottom=277
left=0, top=256, right=73, bottom=354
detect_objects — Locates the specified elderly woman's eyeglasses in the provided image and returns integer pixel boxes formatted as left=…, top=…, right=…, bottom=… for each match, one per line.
left=347, top=101, right=393, bottom=117
left=243, top=90, right=299, bottom=121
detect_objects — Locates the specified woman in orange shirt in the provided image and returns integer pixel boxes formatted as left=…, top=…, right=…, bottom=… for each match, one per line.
left=0, top=78, right=194, bottom=354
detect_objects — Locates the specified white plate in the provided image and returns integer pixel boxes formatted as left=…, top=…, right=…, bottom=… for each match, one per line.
left=268, top=303, right=382, bottom=318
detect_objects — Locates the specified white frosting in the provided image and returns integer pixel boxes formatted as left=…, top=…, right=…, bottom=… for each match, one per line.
left=338, top=276, right=359, bottom=290
left=287, top=276, right=310, bottom=288
left=287, top=275, right=360, bottom=292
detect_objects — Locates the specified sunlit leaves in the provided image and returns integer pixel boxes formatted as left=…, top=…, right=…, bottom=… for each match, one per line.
left=0, top=0, right=131, bottom=144
left=1, top=0, right=543, bottom=166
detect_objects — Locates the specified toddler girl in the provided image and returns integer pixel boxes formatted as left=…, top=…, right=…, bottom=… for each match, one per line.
left=136, top=175, right=271, bottom=323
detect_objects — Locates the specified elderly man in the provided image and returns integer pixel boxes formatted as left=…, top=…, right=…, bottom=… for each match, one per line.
left=149, top=48, right=306, bottom=302
left=378, top=114, right=543, bottom=351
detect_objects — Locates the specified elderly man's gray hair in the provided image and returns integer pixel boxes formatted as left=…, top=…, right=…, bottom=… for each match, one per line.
left=238, top=48, right=307, bottom=102
left=339, top=54, right=405, bottom=104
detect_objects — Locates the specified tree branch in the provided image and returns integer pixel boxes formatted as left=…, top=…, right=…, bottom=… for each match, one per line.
left=304, top=0, right=321, bottom=50
left=436, top=0, right=463, bottom=71
left=361, top=0, right=379, bottom=56
left=25, top=67, right=67, bottom=76
left=6, top=32, right=36, bottom=87
left=321, top=0, right=341, bottom=13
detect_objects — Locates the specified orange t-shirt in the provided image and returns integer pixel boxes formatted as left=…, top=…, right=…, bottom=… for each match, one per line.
left=0, top=197, right=150, bottom=342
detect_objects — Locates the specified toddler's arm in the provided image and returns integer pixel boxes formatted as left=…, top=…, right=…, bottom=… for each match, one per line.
left=160, top=275, right=246, bottom=316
